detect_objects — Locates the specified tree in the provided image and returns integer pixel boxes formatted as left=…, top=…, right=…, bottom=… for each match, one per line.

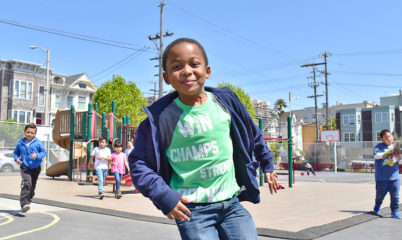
left=217, top=82, right=255, bottom=119
left=93, top=75, right=148, bottom=126
left=321, top=117, right=337, bottom=130
left=273, top=98, right=287, bottom=137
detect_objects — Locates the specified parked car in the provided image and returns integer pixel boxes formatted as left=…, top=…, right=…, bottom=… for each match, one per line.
left=0, top=151, right=19, bottom=173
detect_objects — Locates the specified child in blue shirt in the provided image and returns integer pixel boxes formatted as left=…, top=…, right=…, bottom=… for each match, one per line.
left=373, top=129, right=401, bottom=218
left=13, top=123, right=47, bottom=213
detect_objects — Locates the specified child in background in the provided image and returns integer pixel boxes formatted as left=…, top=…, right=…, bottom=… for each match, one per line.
left=373, top=129, right=401, bottom=218
left=125, top=140, right=134, bottom=160
left=129, top=38, right=278, bottom=239
left=13, top=123, right=47, bottom=213
left=90, top=137, right=112, bottom=199
left=111, top=142, right=129, bottom=199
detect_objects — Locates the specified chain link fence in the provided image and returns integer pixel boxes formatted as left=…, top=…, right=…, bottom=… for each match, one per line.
left=271, top=140, right=401, bottom=173
left=0, top=121, right=69, bottom=173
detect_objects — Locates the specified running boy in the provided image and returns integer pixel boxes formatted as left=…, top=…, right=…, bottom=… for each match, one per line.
left=373, top=129, right=401, bottom=218
left=111, top=142, right=129, bottom=199
left=129, top=38, right=278, bottom=239
left=13, top=123, right=47, bottom=213
left=89, top=137, right=112, bottom=199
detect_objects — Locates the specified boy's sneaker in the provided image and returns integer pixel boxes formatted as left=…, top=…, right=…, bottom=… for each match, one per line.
left=391, top=211, right=401, bottom=219
left=21, top=204, right=30, bottom=213
left=99, top=194, right=104, bottom=200
left=373, top=205, right=381, bottom=215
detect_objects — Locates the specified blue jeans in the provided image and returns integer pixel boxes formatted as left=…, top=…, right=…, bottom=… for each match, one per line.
left=113, top=172, right=122, bottom=190
left=96, top=168, right=108, bottom=195
left=375, top=179, right=400, bottom=211
left=175, top=197, right=258, bottom=240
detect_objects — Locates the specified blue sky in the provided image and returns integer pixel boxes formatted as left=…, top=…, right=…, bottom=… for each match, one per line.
left=1, top=0, right=402, bottom=111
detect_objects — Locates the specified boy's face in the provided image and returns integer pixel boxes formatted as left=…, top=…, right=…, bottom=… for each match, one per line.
left=163, top=42, right=211, bottom=102
left=99, top=139, right=107, bottom=149
left=127, top=141, right=133, bottom=148
left=24, top=128, right=36, bottom=141
left=381, top=132, right=393, bottom=146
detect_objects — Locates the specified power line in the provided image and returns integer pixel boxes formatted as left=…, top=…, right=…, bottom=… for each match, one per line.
left=168, top=1, right=295, bottom=59
left=332, top=70, right=402, bottom=77
left=90, top=48, right=146, bottom=79
left=0, top=17, right=155, bottom=52
left=333, top=49, right=402, bottom=56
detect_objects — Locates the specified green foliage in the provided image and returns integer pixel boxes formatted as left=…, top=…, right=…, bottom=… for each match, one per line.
left=268, top=144, right=280, bottom=160
left=0, top=121, right=25, bottom=148
left=321, top=117, right=337, bottom=130
left=273, top=98, right=287, bottom=118
left=217, top=82, right=255, bottom=119
left=93, top=75, right=148, bottom=126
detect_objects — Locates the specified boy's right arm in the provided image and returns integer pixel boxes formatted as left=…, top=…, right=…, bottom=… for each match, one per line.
left=129, top=120, right=182, bottom=215
left=13, top=143, right=21, bottom=162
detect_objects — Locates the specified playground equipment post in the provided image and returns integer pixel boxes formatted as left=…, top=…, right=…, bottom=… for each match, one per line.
left=68, top=105, right=75, bottom=181
left=258, top=118, right=264, bottom=187
left=86, top=103, right=92, bottom=177
left=288, top=115, right=293, bottom=188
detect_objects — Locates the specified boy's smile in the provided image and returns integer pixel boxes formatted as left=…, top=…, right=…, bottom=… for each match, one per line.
left=163, top=42, right=211, bottom=106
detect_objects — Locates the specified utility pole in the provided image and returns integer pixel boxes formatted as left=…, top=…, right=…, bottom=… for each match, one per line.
left=149, top=0, right=173, bottom=99
left=307, top=68, right=324, bottom=141
left=149, top=82, right=158, bottom=102
left=321, top=52, right=331, bottom=130
left=301, top=53, right=331, bottom=130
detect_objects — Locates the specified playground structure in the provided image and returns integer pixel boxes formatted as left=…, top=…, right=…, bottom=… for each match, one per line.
left=48, top=100, right=137, bottom=186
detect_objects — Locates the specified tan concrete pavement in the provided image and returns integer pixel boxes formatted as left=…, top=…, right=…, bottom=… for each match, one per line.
left=0, top=174, right=386, bottom=233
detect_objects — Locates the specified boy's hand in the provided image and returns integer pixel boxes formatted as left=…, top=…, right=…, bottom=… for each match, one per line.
left=166, top=196, right=192, bottom=222
left=31, top=151, right=36, bottom=159
left=16, top=157, right=22, bottom=165
left=264, top=171, right=279, bottom=194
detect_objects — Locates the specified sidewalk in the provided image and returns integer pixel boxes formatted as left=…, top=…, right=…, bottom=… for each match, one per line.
left=0, top=174, right=392, bottom=239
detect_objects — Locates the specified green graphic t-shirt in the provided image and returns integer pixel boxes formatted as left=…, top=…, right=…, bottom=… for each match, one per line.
left=166, top=92, right=240, bottom=203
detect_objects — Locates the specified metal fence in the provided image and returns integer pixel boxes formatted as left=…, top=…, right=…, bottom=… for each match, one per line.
left=270, top=140, right=402, bottom=173
left=0, top=121, right=69, bottom=172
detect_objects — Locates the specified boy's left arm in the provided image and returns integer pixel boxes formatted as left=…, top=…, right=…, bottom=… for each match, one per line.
left=35, top=141, right=47, bottom=160
left=230, top=90, right=278, bottom=193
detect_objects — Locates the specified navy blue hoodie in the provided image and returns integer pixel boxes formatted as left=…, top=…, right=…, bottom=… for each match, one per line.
left=129, top=87, right=274, bottom=215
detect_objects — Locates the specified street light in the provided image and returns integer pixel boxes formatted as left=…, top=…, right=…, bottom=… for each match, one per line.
left=30, top=46, right=50, bottom=126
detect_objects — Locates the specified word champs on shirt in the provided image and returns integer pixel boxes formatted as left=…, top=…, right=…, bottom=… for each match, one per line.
left=160, top=91, right=240, bottom=203
left=91, top=147, right=111, bottom=170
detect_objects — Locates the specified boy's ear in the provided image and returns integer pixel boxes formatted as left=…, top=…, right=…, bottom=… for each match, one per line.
left=163, top=72, right=170, bottom=85
left=205, top=66, right=211, bottom=78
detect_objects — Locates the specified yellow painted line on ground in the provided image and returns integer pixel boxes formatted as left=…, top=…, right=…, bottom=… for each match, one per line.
left=0, top=214, right=14, bottom=226
left=0, top=211, right=60, bottom=240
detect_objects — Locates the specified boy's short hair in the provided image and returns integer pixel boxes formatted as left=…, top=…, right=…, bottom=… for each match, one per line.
left=24, top=123, right=37, bottom=133
left=114, top=141, right=123, bottom=148
left=380, top=129, right=391, bottom=138
left=99, top=136, right=107, bottom=143
left=162, top=38, right=208, bottom=72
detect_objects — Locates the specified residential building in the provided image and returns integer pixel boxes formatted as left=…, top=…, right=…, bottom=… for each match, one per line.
left=0, top=59, right=96, bottom=125
left=336, top=92, right=401, bottom=142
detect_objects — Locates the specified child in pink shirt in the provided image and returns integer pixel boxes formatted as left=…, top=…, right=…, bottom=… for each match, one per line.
left=111, top=142, right=129, bottom=199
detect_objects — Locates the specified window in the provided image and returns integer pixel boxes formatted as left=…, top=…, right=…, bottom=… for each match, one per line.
left=12, top=110, right=31, bottom=123
left=14, top=81, right=19, bottom=98
left=67, top=96, right=73, bottom=109
left=27, top=112, right=31, bottom=123
left=14, top=80, right=33, bottom=100
left=344, top=132, right=355, bottom=142
left=343, top=115, right=355, bottom=125
left=55, top=95, right=61, bottom=108
left=38, top=86, right=45, bottom=106
left=375, top=112, right=389, bottom=123
left=376, top=131, right=381, bottom=141
left=357, top=114, right=361, bottom=124
left=78, top=96, right=86, bottom=110
left=391, top=112, right=395, bottom=122
left=78, top=83, right=87, bottom=89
